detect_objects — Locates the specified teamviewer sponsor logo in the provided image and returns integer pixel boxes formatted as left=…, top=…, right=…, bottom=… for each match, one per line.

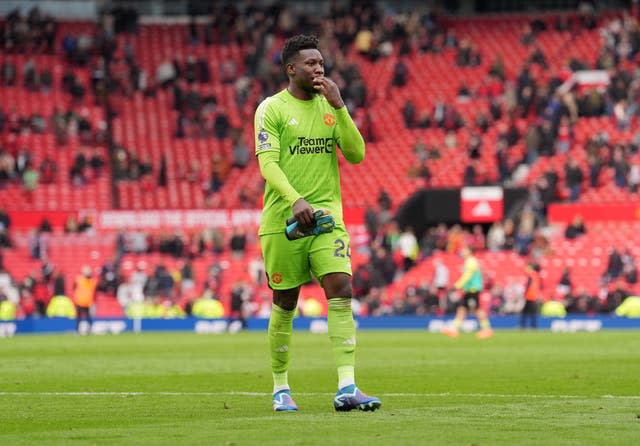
left=289, top=137, right=334, bottom=155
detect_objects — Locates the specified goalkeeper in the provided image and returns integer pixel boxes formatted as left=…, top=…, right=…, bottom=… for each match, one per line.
left=254, top=34, right=381, bottom=413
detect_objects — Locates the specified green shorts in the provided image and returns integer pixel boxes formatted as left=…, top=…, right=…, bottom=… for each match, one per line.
left=260, top=225, right=352, bottom=290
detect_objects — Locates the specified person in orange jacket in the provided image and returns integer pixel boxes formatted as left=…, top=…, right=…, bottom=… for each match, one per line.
left=520, top=262, right=542, bottom=329
left=73, top=265, right=98, bottom=334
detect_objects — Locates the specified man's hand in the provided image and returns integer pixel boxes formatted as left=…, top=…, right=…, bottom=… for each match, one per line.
left=292, top=198, right=315, bottom=229
left=312, top=76, right=345, bottom=109
left=285, top=209, right=335, bottom=241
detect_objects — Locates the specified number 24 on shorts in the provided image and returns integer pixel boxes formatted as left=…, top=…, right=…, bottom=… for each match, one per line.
left=333, top=239, right=351, bottom=258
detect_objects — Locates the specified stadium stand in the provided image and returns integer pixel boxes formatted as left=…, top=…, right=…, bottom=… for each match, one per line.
left=1, top=2, right=639, bottom=320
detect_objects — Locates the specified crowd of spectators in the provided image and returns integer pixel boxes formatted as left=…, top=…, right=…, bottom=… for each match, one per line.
left=2, top=4, right=640, bottom=320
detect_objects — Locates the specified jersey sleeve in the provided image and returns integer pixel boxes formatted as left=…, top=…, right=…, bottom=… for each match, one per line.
left=334, top=106, right=365, bottom=164
left=254, top=96, right=302, bottom=209
left=454, top=257, right=479, bottom=289
left=257, top=150, right=302, bottom=208
left=254, top=97, right=281, bottom=155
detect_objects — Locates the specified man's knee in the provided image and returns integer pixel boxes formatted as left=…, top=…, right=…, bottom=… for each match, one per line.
left=322, top=273, right=352, bottom=298
left=273, top=288, right=299, bottom=311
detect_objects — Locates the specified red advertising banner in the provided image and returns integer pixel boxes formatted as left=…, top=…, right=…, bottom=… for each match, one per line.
left=548, top=203, right=640, bottom=223
left=92, top=209, right=262, bottom=230
left=7, top=208, right=367, bottom=231
left=460, top=186, right=504, bottom=223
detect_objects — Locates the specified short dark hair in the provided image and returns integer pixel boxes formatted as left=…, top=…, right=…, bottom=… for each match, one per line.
left=281, top=34, right=319, bottom=69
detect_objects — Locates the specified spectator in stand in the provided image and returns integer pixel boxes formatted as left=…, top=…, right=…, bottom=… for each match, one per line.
left=555, top=266, right=573, bottom=298
left=621, top=249, right=637, bottom=285
left=565, top=214, right=586, bottom=239
left=39, top=156, right=57, bottom=184
left=158, top=155, right=167, bottom=187
left=1, top=60, right=17, bottom=86
left=402, top=99, right=416, bottom=129
left=390, top=58, right=408, bottom=87
left=611, top=146, right=629, bottom=188
left=501, top=219, right=516, bottom=251
left=0, top=208, right=11, bottom=248
left=98, top=257, right=119, bottom=294
left=538, top=120, right=555, bottom=156
left=486, top=221, right=505, bottom=251
left=89, top=148, right=105, bottom=178
left=463, top=161, right=476, bottom=186
left=564, top=156, right=584, bottom=202
left=229, top=227, right=247, bottom=259
left=377, top=188, right=392, bottom=213
left=397, top=226, right=419, bottom=271
left=0, top=266, right=18, bottom=304
left=33, top=273, right=52, bottom=316
left=495, top=139, right=510, bottom=183
left=432, top=257, right=449, bottom=312
left=208, top=153, right=229, bottom=195
left=613, top=99, right=631, bottom=131
left=555, top=116, right=573, bottom=154
left=566, top=287, right=595, bottom=314
left=15, top=149, right=32, bottom=178
left=156, top=59, right=176, bottom=87
left=446, top=224, right=465, bottom=254
left=520, top=23, right=535, bottom=45
left=467, top=225, right=486, bottom=251
left=587, top=154, right=602, bottom=188
left=603, top=247, right=624, bottom=284
left=628, top=157, right=640, bottom=193
left=52, top=270, right=66, bottom=296
left=231, top=132, right=251, bottom=169
left=604, top=280, right=630, bottom=313
left=213, top=108, right=230, bottom=139
left=22, top=162, right=39, bottom=200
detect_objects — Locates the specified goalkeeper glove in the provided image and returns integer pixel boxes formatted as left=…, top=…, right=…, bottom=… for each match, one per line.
left=285, top=209, right=335, bottom=240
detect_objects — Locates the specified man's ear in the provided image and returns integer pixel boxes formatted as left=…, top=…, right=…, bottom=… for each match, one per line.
left=286, top=63, right=295, bottom=77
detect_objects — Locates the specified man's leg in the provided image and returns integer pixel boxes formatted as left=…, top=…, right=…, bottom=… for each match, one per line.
left=475, top=307, right=494, bottom=339
left=520, top=302, right=528, bottom=329
left=443, top=304, right=466, bottom=338
left=531, top=302, right=538, bottom=329
left=86, top=305, right=93, bottom=333
left=269, top=288, right=299, bottom=411
left=324, top=273, right=381, bottom=412
left=75, top=306, right=81, bottom=333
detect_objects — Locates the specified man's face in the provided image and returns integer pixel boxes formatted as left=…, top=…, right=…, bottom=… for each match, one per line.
left=288, top=48, right=324, bottom=93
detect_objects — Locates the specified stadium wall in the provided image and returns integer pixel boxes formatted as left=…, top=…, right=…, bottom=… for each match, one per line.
left=2, top=315, right=638, bottom=337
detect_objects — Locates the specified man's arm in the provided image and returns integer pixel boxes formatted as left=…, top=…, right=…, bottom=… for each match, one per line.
left=257, top=151, right=314, bottom=227
left=454, top=259, right=478, bottom=289
left=335, top=107, right=365, bottom=164
left=312, top=76, right=365, bottom=164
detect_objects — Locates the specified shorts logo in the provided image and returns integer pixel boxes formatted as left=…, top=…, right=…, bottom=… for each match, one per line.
left=272, top=272, right=283, bottom=284
left=323, top=113, right=336, bottom=126
left=258, top=130, right=269, bottom=142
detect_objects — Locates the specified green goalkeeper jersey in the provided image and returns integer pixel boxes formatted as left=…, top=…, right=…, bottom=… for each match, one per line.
left=254, top=88, right=364, bottom=236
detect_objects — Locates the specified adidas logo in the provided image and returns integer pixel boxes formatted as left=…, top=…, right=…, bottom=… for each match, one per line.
left=288, top=118, right=299, bottom=126
left=275, top=345, right=289, bottom=353
left=471, top=200, right=492, bottom=217
left=342, top=337, right=356, bottom=345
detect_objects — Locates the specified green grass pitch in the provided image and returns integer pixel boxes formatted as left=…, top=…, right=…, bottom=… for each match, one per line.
left=0, top=330, right=638, bottom=445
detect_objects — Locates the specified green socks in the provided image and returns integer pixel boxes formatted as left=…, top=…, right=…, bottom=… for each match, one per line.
left=268, top=303, right=295, bottom=393
left=328, top=297, right=356, bottom=389
left=269, top=298, right=358, bottom=392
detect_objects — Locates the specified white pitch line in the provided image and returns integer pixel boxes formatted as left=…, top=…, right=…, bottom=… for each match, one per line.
left=0, top=391, right=638, bottom=400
